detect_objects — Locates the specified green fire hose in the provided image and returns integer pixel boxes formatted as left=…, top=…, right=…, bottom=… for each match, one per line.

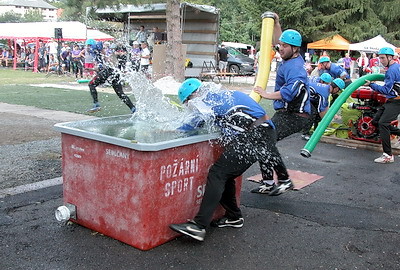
left=300, top=73, right=385, bottom=158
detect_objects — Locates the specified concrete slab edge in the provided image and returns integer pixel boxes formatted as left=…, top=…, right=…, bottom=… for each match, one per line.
left=0, top=177, right=62, bottom=199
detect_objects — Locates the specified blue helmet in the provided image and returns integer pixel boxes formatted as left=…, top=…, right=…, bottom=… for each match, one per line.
left=320, top=73, right=333, bottom=83
left=332, top=78, right=345, bottom=90
left=319, top=56, right=330, bottom=63
left=378, top=47, right=395, bottom=56
left=85, top=39, right=96, bottom=46
left=178, top=78, right=202, bottom=103
left=279, top=29, right=302, bottom=47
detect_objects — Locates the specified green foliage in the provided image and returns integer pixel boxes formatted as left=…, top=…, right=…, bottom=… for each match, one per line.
left=58, top=0, right=400, bottom=46
left=0, top=9, right=44, bottom=23
left=0, top=11, right=23, bottom=23
left=23, top=10, right=45, bottom=22
left=189, top=0, right=400, bottom=47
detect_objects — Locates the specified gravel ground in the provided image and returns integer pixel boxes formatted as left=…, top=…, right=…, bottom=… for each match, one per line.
left=0, top=112, right=62, bottom=189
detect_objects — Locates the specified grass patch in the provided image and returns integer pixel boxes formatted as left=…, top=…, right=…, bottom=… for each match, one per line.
left=0, top=85, right=137, bottom=117
left=0, top=68, right=274, bottom=117
left=0, top=69, right=76, bottom=85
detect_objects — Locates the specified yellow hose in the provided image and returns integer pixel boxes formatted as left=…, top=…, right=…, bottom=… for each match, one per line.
left=249, top=12, right=276, bottom=102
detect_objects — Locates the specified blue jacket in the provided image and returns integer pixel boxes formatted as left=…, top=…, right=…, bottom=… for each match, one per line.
left=319, top=63, right=350, bottom=80
left=274, top=55, right=311, bottom=114
left=178, top=90, right=274, bottom=135
left=370, top=62, right=400, bottom=98
left=309, top=82, right=330, bottom=113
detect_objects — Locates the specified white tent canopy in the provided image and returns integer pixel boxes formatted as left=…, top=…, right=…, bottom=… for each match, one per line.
left=0, top=21, right=114, bottom=41
left=349, top=35, right=396, bottom=53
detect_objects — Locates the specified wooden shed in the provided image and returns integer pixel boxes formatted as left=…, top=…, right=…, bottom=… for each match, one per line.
left=95, top=2, right=220, bottom=77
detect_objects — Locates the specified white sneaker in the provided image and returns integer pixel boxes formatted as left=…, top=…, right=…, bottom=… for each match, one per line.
left=374, top=153, right=394, bottom=163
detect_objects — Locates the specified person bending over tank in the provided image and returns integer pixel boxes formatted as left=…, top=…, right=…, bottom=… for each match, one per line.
left=169, top=78, right=291, bottom=241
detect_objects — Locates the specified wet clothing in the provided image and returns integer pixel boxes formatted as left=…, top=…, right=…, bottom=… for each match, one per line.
left=369, top=62, right=400, bottom=155
left=182, top=90, right=289, bottom=228
left=273, top=55, right=312, bottom=140
left=88, top=67, right=135, bottom=112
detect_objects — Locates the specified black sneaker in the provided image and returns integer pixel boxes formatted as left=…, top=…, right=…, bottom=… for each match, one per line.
left=250, top=182, right=276, bottom=194
left=169, top=220, right=206, bottom=241
left=211, top=217, right=244, bottom=228
left=269, top=179, right=294, bottom=196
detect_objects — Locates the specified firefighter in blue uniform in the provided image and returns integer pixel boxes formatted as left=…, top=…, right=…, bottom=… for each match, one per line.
left=365, top=47, right=400, bottom=163
left=169, top=78, right=290, bottom=241
left=302, top=78, right=345, bottom=140
left=253, top=29, right=312, bottom=194
left=308, top=72, right=333, bottom=84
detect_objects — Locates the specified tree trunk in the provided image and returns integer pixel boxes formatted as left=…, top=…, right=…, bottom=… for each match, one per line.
left=165, top=0, right=185, bottom=82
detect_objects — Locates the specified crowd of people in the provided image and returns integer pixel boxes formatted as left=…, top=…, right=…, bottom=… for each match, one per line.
left=308, top=50, right=400, bottom=78
left=0, top=37, right=157, bottom=78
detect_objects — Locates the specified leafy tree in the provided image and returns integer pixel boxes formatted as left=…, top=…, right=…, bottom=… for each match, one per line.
left=0, top=11, right=23, bottom=23
left=192, top=0, right=400, bottom=46
left=23, top=10, right=45, bottom=22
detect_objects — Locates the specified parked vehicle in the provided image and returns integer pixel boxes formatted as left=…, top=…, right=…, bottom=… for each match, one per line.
left=223, top=46, right=255, bottom=75
left=221, top=41, right=255, bottom=59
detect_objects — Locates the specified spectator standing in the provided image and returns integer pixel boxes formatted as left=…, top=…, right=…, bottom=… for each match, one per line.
left=217, top=44, right=229, bottom=78
left=135, top=26, right=148, bottom=44
left=60, top=47, right=71, bottom=72
left=343, top=53, right=352, bottom=77
left=139, top=42, right=151, bottom=74
left=369, top=53, right=380, bottom=68
left=357, top=52, right=369, bottom=77
left=130, top=41, right=141, bottom=72
left=364, top=47, right=400, bottom=163
left=38, top=41, right=47, bottom=72
left=147, top=27, right=161, bottom=51
left=71, top=44, right=83, bottom=79
left=82, top=42, right=95, bottom=78
left=46, top=38, right=58, bottom=57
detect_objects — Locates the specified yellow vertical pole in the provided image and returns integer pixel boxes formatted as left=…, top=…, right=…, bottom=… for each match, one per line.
left=249, top=12, right=276, bottom=102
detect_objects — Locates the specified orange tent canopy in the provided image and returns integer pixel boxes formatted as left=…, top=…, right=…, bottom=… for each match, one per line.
left=307, top=34, right=350, bottom=51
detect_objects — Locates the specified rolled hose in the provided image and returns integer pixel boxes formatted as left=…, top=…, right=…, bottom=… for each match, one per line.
left=249, top=12, right=276, bottom=102
left=300, top=73, right=385, bottom=158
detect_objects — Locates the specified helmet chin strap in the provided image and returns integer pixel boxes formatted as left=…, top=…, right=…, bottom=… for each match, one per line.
left=384, top=55, right=394, bottom=68
left=282, top=46, right=299, bottom=60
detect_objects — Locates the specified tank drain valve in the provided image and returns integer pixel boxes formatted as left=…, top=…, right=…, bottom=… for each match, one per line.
left=55, top=203, right=77, bottom=223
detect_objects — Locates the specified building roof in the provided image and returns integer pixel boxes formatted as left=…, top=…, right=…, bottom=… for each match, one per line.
left=0, top=21, right=114, bottom=41
left=0, top=0, right=57, bottom=9
left=96, top=2, right=219, bottom=15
